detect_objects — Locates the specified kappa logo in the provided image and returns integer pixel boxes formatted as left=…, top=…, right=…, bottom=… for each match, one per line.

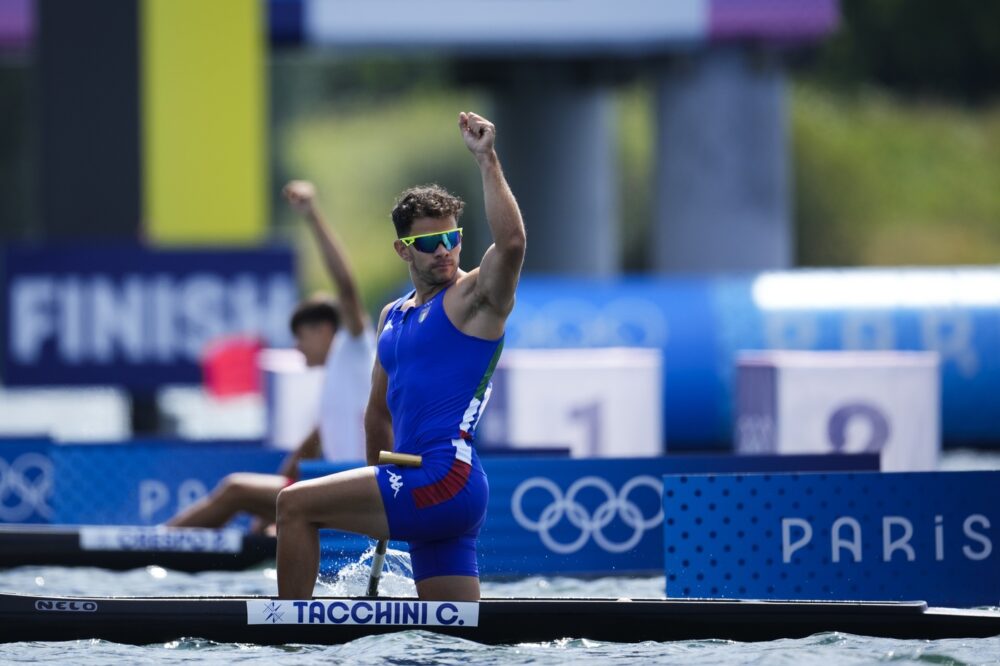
left=388, top=471, right=404, bottom=498
left=418, top=304, right=431, bottom=323
left=262, top=601, right=284, bottom=623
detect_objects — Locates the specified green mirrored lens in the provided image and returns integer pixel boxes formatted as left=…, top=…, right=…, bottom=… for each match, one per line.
left=412, top=230, right=461, bottom=253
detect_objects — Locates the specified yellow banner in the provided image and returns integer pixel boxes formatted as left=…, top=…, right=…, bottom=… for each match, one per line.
left=142, top=0, right=266, bottom=244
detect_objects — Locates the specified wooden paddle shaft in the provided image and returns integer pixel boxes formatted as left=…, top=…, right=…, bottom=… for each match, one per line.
left=367, top=450, right=423, bottom=597
left=378, top=451, right=423, bottom=467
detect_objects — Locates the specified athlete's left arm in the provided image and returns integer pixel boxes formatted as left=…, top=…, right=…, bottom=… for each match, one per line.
left=364, top=302, right=395, bottom=466
left=460, top=112, right=526, bottom=315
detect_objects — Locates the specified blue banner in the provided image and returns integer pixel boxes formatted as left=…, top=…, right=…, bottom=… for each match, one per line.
left=663, top=471, right=999, bottom=608
left=305, top=453, right=878, bottom=576
left=0, top=438, right=54, bottom=524
left=50, top=441, right=284, bottom=525
left=505, top=270, right=1000, bottom=448
left=1, top=245, right=297, bottom=388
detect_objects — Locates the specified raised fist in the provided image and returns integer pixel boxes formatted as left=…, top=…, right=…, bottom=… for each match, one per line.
left=283, top=180, right=317, bottom=215
left=459, top=112, right=496, bottom=157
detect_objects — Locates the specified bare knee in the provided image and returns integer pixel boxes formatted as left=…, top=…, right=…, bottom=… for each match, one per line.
left=276, top=485, right=305, bottom=526
left=215, top=473, right=251, bottom=503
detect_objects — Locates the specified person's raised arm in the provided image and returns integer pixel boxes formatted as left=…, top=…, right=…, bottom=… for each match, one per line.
left=283, top=180, right=367, bottom=337
left=364, top=303, right=394, bottom=465
left=459, top=112, right=526, bottom=316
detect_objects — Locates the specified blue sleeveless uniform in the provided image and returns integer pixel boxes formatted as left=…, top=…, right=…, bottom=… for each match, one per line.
left=374, top=286, right=501, bottom=581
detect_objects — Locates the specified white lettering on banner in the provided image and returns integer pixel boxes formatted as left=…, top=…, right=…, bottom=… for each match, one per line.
left=0, top=453, right=54, bottom=522
left=762, top=310, right=980, bottom=378
left=512, top=475, right=663, bottom=554
left=92, top=276, right=144, bottom=362
left=150, top=275, right=176, bottom=362
left=245, top=600, right=479, bottom=626
left=231, top=274, right=265, bottom=332
left=12, top=278, right=53, bottom=363
left=842, top=312, right=895, bottom=350
left=963, top=514, right=992, bottom=560
left=508, top=297, right=669, bottom=348
left=79, top=526, right=242, bottom=553
left=139, top=480, right=169, bottom=522
left=831, top=516, right=862, bottom=563
left=8, top=273, right=296, bottom=366
left=181, top=274, right=227, bottom=359
left=764, top=313, right=819, bottom=350
left=781, top=515, right=994, bottom=563
left=139, top=479, right=210, bottom=521
left=883, top=516, right=916, bottom=562
left=922, top=311, right=978, bottom=378
left=781, top=518, right=812, bottom=563
left=58, top=278, right=85, bottom=362
left=177, top=479, right=209, bottom=512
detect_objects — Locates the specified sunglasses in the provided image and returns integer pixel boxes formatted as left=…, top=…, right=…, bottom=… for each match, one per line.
left=399, top=228, right=463, bottom=253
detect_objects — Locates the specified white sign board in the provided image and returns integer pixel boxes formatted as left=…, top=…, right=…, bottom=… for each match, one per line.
left=479, top=348, right=663, bottom=457
left=735, top=351, right=940, bottom=471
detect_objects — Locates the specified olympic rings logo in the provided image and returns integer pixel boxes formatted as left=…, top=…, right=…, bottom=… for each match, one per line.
left=0, top=453, right=54, bottom=522
left=511, top=475, right=663, bottom=554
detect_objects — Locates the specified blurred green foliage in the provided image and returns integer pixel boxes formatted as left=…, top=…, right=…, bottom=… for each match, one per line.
left=812, top=0, right=1000, bottom=103
left=790, top=0, right=1000, bottom=266
left=792, top=83, right=1000, bottom=266
left=5, top=1, right=997, bottom=295
left=274, top=67, right=659, bottom=310
left=270, top=54, right=488, bottom=311
left=278, top=60, right=999, bottom=307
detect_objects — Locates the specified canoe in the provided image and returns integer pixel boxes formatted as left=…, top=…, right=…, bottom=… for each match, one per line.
left=2, top=592, right=998, bottom=645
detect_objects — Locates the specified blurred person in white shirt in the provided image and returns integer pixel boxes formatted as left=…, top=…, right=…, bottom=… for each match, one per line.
left=166, top=181, right=375, bottom=531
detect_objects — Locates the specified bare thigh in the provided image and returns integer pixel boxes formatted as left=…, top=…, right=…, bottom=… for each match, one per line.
left=279, top=466, right=389, bottom=540
left=222, top=473, right=288, bottom=516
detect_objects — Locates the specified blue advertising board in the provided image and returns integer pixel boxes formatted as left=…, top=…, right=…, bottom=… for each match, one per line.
left=663, top=471, right=1000, bottom=607
left=505, top=270, right=1000, bottom=448
left=304, top=453, right=878, bottom=576
left=0, top=438, right=54, bottom=524
left=1, top=245, right=297, bottom=388
left=49, top=441, right=284, bottom=525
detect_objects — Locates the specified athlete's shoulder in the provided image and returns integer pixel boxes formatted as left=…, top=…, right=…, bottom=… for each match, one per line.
left=376, top=301, right=395, bottom=334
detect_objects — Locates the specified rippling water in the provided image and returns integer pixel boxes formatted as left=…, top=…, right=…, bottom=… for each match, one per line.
left=3, top=449, right=1000, bottom=664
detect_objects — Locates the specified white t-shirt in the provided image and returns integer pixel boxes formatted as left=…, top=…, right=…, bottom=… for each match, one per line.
left=318, top=326, right=376, bottom=461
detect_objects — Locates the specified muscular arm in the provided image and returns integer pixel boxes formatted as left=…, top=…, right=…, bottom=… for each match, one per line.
left=284, top=181, right=368, bottom=337
left=460, top=113, right=526, bottom=316
left=364, top=303, right=394, bottom=465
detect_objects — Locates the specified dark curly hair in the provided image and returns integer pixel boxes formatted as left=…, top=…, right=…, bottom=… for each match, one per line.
left=289, top=295, right=340, bottom=335
left=390, top=184, right=465, bottom=237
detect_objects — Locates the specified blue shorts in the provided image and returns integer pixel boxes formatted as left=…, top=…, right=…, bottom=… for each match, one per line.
left=374, top=450, right=488, bottom=582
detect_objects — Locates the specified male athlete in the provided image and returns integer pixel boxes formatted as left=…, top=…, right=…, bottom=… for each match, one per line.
left=276, top=111, right=525, bottom=601
left=167, top=181, right=375, bottom=530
